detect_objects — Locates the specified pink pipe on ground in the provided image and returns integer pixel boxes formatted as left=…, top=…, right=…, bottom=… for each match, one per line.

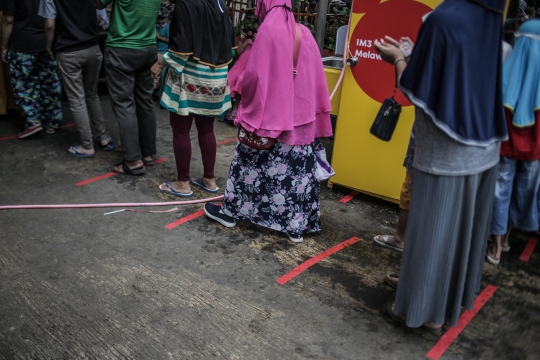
left=0, top=195, right=224, bottom=210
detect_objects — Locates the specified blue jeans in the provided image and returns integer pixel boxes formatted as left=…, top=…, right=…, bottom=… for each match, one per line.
left=490, top=157, right=540, bottom=235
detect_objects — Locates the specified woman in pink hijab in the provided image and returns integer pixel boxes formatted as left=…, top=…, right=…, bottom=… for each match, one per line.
left=204, top=0, right=332, bottom=243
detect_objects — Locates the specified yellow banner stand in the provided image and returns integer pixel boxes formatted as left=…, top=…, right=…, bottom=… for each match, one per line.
left=328, top=0, right=442, bottom=203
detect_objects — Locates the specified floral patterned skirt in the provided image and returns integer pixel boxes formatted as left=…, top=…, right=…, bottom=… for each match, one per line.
left=221, top=142, right=321, bottom=237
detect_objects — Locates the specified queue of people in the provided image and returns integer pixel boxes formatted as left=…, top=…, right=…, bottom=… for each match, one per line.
left=372, top=0, right=540, bottom=333
left=1, top=0, right=539, bottom=336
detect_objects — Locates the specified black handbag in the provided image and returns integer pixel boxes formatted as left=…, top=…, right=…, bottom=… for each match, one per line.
left=370, top=80, right=402, bottom=142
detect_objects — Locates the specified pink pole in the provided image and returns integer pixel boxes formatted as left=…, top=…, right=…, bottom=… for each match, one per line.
left=0, top=195, right=224, bottom=210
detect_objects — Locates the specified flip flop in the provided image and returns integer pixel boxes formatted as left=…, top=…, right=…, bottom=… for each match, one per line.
left=159, top=182, right=193, bottom=198
left=385, top=302, right=442, bottom=335
left=190, top=178, right=219, bottom=193
left=68, top=145, right=95, bottom=158
left=373, top=235, right=404, bottom=253
left=113, top=161, right=145, bottom=175
left=384, top=273, right=399, bottom=290
left=143, top=157, right=154, bottom=166
left=485, top=252, right=500, bottom=266
left=100, top=137, right=114, bottom=151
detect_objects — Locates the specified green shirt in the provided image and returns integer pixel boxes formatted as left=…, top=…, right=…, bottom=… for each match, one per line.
left=102, top=0, right=161, bottom=49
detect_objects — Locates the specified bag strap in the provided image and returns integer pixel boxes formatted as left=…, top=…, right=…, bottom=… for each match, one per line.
left=293, top=23, right=302, bottom=76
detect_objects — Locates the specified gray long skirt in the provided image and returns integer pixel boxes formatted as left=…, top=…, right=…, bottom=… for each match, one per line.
left=394, top=166, right=497, bottom=327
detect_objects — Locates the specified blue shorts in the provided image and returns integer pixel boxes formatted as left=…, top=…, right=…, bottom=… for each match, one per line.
left=490, top=157, right=540, bottom=235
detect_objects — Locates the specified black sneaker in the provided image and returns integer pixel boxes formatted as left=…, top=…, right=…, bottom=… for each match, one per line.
left=204, top=203, right=236, bottom=228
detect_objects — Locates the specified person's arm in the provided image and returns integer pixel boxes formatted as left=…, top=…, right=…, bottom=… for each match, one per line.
left=44, top=19, right=55, bottom=57
left=156, top=33, right=169, bottom=44
left=1, top=14, right=14, bottom=63
left=151, top=55, right=165, bottom=79
left=94, top=0, right=107, bottom=10
left=374, top=36, right=408, bottom=77
left=236, top=34, right=249, bottom=56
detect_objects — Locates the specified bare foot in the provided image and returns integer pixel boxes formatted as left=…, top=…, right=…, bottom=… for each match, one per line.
left=68, top=145, right=95, bottom=156
left=143, top=155, right=153, bottom=163
left=486, top=244, right=501, bottom=261
left=113, top=160, right=144, bottom=173
left=160, top=180, right=191, bottom=195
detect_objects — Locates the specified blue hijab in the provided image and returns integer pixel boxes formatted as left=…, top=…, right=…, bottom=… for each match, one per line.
left=503, top=20, right=540, bottom=128
left=400, top=0, right=508, bottom=146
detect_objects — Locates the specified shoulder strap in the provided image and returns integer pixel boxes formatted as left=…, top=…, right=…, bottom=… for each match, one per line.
left=293, top=23, right=302, bottom=75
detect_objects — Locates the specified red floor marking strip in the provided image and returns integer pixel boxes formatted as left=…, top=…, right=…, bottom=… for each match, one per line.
left=153, top=157, right=168, bottom=164
left=165, top=210, right=204, bottom=229
left=76, top=172, right=116, bottom=187
left=0, top=123, right=75, bottom=141
left=519, top=236, right=538, bottom=262
left=276, top=237, right=361, bottom=285
left=216, top=137, right=238, bottom=146
left=426, top=285, right=498, bottom=360
left=0, top=134, right=18, bottom=141
left=340, top=191, right=359, bottom=204
left=75, top=158, right=167, bottom=187
left=165, top=202, right=221, bottom=230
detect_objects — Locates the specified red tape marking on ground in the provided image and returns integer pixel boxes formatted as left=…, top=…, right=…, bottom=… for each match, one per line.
left=153, top=157, right=168, bottom=165
left=276, top=237, right=361, bottom=285
left=165, top=202, right=221, bottom=230
left=340, top=191, right=359, bottom=204
left=216, top=137, right=238, bottom=146
left=165, top=210, right=204, bottom=229
left=426, top=285, right=498, bottom=360
left=519, top=236, right=538, bottom=262
left=0, top=123, right=76, bottom=141
left=76, top=172, right=116, bottom=187
left=0, top=134, right=18, bottom=141
left=75, top=158, right=168, bottom=187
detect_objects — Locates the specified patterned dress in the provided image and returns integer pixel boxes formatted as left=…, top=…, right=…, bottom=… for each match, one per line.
left=160, top=52, right=231, bottom=117
left=221, top=142, right=321, bottom=237
left=9, top=51, right=63, bottom=129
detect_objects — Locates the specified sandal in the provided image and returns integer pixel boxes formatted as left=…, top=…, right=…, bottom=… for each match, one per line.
left=113, top=161, right=145, bottom=175
left=373, top=235, right=404, bottom=253
left=100, top=137, right=114, bottom=151
left=159, top=182, right=193, bottom=198
left=190, top=177, right=219, bottom=193
left=143, top=156, right=154, bottom=166
left=68, top=145, right=95, bottom=158
left=385, top=302, right=442, bottom=335
left=384, top=273, right=399, bottom=290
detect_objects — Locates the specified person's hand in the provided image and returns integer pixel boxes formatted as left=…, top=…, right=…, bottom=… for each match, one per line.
left=46, top=47, right=54, bottom=59
left=374, top=36, right=403, bottom=65
left=240, top=33, right=246, bottom=40
left=151, top=60, right=165, bottom=79
left=400, top=37, right=414, bottom=49
left=1, top=48, right=8, bottom=63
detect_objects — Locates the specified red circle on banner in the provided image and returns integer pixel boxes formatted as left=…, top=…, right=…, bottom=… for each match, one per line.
left=351, top=0, right=380, bottom=14
left=350, top=0, right=432, bottom=105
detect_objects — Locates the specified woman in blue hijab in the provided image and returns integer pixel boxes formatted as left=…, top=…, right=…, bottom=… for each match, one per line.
left=487, top=19, right=540, bottom=265
left=374, top=0, right=506, bottom=331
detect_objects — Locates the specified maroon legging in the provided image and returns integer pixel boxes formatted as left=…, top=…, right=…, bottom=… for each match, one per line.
left=170, top=113, right=216, bottom=182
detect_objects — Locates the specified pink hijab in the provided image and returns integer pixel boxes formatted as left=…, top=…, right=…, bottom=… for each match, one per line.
left=235, top=0, right=332, bottom=145
left=228, top=39, right=253, bottom=98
